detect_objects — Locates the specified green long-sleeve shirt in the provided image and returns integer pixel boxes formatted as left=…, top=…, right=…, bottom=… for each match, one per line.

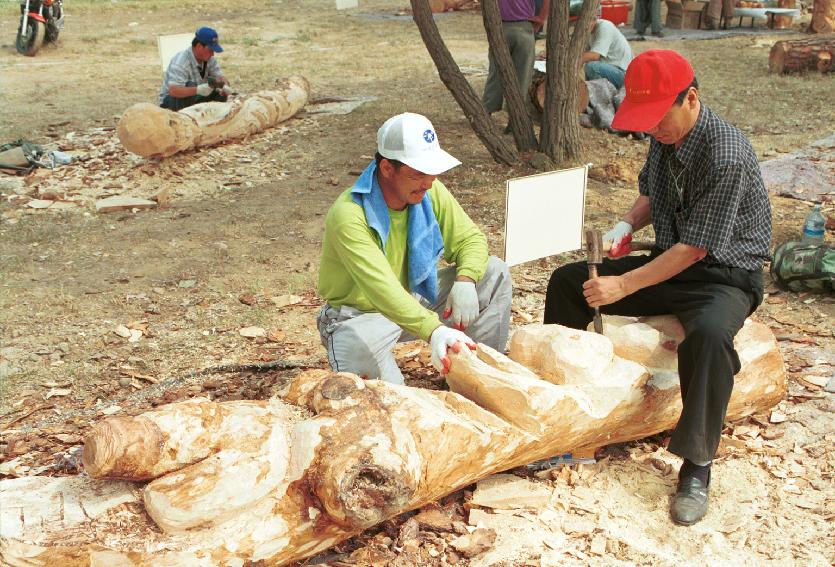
left=318, top=179, right=488, bottom=341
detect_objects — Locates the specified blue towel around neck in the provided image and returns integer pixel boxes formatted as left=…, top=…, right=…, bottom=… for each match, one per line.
left=350, top=161, right=444, bottom=303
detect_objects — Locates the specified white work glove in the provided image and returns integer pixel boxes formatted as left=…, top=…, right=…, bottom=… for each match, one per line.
left=429, top=326, right=476, bottom=375
left=603, top=221, right=633, bottom=258
left=195, top=83, right=213, bottom=97
left=220, top=85, right=233, bottom=96
left=443, top=280, right=479, bottom=330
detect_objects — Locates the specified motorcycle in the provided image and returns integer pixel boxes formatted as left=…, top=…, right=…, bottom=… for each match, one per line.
left=16, top=0, right=64, bottom=57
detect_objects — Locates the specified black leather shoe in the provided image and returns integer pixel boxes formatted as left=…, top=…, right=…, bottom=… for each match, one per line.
left=671, top=474, right=709, bottom=525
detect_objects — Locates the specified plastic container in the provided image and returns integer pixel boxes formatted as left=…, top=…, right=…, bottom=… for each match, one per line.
left=801, top=204, right=826, bottom=244
left=601, top=0, right=631, bottom=25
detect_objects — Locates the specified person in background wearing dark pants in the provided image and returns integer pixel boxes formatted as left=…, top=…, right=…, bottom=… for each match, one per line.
left=544, top=50, right=771, bottom=526
left=159, top=27, right=231, bottom=111
left=482, top=0, right=549, bottom=116
left=634, top=0, right=664, bottom=37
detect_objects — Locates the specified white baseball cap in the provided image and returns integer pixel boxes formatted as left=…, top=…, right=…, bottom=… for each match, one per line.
left=376, top=113, right=461, bottom=176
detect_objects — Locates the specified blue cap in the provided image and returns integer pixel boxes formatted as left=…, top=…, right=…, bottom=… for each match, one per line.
left=195, top=27, right=223, bottom=53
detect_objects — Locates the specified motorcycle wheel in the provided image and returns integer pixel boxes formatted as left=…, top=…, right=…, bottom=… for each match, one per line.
left=16, top=17, right=45, bottom=56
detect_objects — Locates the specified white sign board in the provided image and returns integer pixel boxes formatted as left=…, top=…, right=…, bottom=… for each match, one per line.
left=503, top=166, right=588, bottom=267
left=157, top=33, right=193, bottom=75
left=336, top=0, right=359, bottom=9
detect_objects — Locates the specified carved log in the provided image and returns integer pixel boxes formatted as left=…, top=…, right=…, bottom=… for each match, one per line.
left=117, top=76, right=310, bottom=158
left=768, top=36, right=835, bottom=74
left=0, top=317, right=786, bottom=566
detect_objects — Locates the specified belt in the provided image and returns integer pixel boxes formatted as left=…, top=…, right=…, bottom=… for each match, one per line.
left=503, top=19, right=532, bottom=23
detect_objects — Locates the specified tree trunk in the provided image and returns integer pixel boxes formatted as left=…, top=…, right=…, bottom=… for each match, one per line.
left=530, top=71, right=590, bottom=115
left=410, top=0, right=518, bottom=166
left=540, top=0, right=599, bottom=164
left=481, top=0, right=538, bottom=151
left=768, top=36, right=835, bottom=73
left=810, top=0, right=835, bottom=33
left=0, top=316, right=785, bottom=566
left=117, top=76, right=310, bottom=158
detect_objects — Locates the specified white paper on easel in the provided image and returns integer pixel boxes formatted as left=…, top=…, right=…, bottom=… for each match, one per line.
left=336, top=0, right=358, bottom=9
left=503, top=166, right=588, bottom=267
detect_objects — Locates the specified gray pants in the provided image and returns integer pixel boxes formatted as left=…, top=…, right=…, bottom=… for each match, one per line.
left=317, top=256, right=512, bottom=384
left=634, top=0, right=663, bottom=34
left=482, top=21, right=536, bottom=114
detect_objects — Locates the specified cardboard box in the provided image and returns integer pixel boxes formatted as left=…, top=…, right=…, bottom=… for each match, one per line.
left=665, top=0, right=709, bottom=28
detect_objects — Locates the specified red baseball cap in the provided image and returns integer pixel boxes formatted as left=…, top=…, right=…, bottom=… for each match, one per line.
left=611, top=50, right=695, bottom=132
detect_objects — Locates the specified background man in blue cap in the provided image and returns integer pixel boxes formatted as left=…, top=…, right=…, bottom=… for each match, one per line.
left=159, top=26, right=230, bottom=111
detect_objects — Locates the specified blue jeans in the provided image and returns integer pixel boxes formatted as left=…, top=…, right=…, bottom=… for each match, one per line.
left=584, top=61, right=626, bottom=90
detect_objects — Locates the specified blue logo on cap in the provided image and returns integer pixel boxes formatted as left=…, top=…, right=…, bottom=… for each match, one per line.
left=423, top=129, right=435, bottom=143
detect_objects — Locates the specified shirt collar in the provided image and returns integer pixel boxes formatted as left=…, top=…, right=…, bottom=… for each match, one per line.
left=673, top=104, right=709, bottom=168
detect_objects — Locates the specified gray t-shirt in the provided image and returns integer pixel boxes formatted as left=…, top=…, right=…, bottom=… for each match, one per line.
left=158, top=47, right=223, bottom=104
left=588, top=19, right=632, bottom=71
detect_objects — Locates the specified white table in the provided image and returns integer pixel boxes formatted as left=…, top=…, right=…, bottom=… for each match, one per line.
left=731, top=7, right=800, bottom=28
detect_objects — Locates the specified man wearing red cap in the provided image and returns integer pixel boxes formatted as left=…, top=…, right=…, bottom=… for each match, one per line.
left=318, top=113, right=512, bottom=385
left=544, top=50, right=771, bottom=525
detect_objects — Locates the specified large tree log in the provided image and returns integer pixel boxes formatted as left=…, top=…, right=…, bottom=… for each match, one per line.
left=768, top=36, right=835, bottom=74
left=0, top=317, right=786, bottom=566
left=116, top=76, right=310, bottom=158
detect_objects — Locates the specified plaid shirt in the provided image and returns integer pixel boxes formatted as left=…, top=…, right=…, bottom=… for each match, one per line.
left=638, top=104, right=772, bottom=271
left=158, top=47, right=223, bottom=104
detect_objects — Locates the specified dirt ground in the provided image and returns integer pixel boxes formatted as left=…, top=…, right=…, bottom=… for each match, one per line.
left=0, top=1, right=833, bottom=565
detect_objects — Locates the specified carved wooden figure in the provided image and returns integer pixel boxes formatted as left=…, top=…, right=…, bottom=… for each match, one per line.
left=0, top=317, right=786, bottom=566
left=117, top=76, right=310, bottom=158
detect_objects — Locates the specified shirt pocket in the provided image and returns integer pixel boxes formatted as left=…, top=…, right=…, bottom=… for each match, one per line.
left=673, top=205, right=691, bottom=238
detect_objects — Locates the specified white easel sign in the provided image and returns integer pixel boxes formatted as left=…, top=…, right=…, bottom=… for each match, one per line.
left=503, top=165, right=588, bottom=267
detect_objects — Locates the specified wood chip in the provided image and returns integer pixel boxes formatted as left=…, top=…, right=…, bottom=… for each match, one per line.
left=239, top=326, right=266, bottom=338
left=270, top=294, right=303, bottom=308
left=450, top=528, right=496, bottom=558
left=801, top=375, right=829, bottom=388
left=95, top=196, right=157, bottom=213
left=769, top=410, right=787, bottom=424
left=45, top=388, right=71, bottom=399
left=114, top=324, right=131, bottom=338
left=589, top=534, right=607, bottom=555
left=25, top=199, right=54, bottom=209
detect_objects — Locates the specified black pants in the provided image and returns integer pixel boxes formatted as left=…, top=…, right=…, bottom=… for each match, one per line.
left=160, top=90, right=228, bottom=111
left=544, top=253, right=763, bottom=463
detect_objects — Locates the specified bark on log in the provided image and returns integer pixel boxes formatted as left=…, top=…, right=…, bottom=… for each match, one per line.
left=810, top=0, right=835, bottom=33
left=117, top=76, right=310, bottom=158
left=0, top=316, right=786, bottom=566
left=768, top=36, right=835, bottom=73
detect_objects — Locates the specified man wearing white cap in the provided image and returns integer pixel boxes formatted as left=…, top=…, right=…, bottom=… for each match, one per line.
left=317, top=113, right=512, bottom=383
